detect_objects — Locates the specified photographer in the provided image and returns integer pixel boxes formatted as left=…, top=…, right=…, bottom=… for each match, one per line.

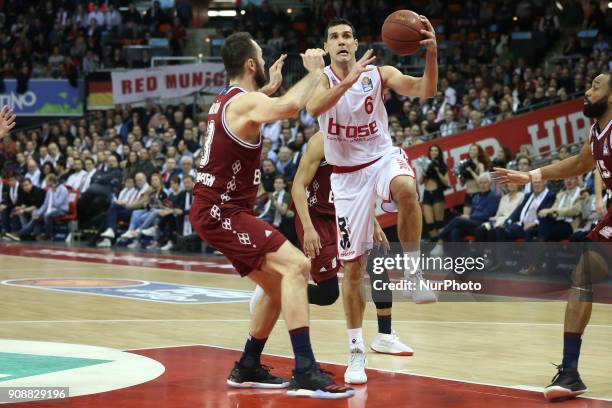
left=419, top=145, right=449, bottom=241
left=460, top=143, right=490, bottom=215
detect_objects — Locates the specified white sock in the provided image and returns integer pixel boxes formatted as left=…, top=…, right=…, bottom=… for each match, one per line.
left=347, top=328, right=364, bottom=351
left=403, top=250, right=421, bottom=278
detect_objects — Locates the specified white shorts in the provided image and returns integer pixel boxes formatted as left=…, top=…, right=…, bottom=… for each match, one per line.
left=330, top=148, right=415, bottom=261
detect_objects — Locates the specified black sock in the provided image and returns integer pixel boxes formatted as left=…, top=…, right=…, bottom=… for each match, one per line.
left=377, top=314, right=392, bottom=334
left=238, top=334, right=267, bottom=368
left=289, top=326, right=316, bottom=373
left=562, top=332, right=582, bottom=371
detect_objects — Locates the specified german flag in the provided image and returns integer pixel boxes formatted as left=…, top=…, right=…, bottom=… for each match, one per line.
left=87, top=72, right=113, bottom=109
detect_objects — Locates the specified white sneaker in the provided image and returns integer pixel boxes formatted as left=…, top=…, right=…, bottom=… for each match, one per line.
left=127, top=240, right=140, bottom=249
left=344, top=348, right=367, bottom=384
left=96, top=238, right=111, bottom=248
left=403, top=270, right=438, bottom=304
left=146, top=241, right=159, bottom=250
left=429, top=243, right=444, bottom=257
left=161, top=242, right=174, bottom=251
left=121, top=230, right=138, bottom=239
left=101, top=228, right=115, bottom=239
left=249, top=285, right=265, bottom=316
left=141, top=226, right=158, bottom=237
left=370, top=332, right=414, bottom=356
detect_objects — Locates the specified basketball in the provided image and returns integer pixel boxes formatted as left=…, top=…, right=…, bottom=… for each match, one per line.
left=381, top=10, right=425, bottom=56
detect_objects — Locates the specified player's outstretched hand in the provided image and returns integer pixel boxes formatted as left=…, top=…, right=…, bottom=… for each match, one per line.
left=300, top=48, right=326, bottom=73
left=491, top=167, right=531, bottom=185
left=418, top=15, right=437, bottom=51
left=373, top=219, right=390, bottom=254
left=341, top=49, right=376, bottom=87
left=303, top=226, right=322, bottom=258
left=260, top=54, right=287, bottom=96
left=0, top=105, right=16, bottom=137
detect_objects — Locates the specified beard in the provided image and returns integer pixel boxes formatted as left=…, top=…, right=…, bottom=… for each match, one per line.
left=254, top=60, right=268, bottom=89
left=583, top=95, right=608, bottom=118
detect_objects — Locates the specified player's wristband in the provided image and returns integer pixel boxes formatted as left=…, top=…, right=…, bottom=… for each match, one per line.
left=529, top=169, right=542, bottom=182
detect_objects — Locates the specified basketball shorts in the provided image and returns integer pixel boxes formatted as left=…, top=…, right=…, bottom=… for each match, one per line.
left=587, top=210, right=612, bottom=242
left=330, top=148, right=415, bottom=261
left=295, top=211, right=339, bottom=283
left=190, top=197, right=286, bottom=277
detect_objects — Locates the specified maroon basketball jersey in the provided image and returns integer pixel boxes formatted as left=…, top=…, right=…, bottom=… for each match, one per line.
left=306, top=160, right=335, bottom=216
left=590, top=120, right=612, bottom=197
left=193, top=86, right=262, bottom=210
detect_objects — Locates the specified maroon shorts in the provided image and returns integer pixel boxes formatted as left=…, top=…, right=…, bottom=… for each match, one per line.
left=190, top=197, right=286, bottom=277
left=587, top=211, right=612, bottom=242
left=295, top=211, right=339, bottom=283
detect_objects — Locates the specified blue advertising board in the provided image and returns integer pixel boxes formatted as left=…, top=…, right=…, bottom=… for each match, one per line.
left=0, top=79, right=83, bottom=116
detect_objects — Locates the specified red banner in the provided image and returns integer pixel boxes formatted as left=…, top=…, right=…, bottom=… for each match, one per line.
left=377, top=98, right=591, bottom=228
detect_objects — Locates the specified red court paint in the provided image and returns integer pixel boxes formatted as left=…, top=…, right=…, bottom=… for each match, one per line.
left=6, top=345, right=611, bottom=408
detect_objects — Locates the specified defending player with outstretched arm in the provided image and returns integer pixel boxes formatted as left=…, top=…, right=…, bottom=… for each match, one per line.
left=492, top=71, right=612, bottom=401
left=190, top=32, right=354, bottom=399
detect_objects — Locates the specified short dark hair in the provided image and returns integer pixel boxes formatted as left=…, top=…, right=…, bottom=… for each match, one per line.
left=222, top=32, right=257, bottom=80
left=603, top=70, right=612, bottom=89
left=325, top=18, right=356, bottom=40
left=170, top=175, right=181, bottom=185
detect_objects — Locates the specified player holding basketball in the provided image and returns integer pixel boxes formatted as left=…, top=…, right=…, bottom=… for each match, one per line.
left=306, top=18, right=438, bottom=383
left=190, top=32, right=353, bottom=399
left=291, top=130, right=413, bottom=356
left=492, top=71, right=612, bottom=401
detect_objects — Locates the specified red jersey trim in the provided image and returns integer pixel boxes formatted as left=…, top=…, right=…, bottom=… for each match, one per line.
left=221, top=89, right=262, bottom=150
left=332, top=156, right=381, bottom=173
left=376, top=66, right=385, bottom=102
left=328, top=65, right=342, bottom=82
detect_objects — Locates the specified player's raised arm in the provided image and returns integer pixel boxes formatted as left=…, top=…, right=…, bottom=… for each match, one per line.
left=306, top=50, right=376, bottom=118
left=0, top=105, right=16, bottom=138
left=291, top=132, right=325, bottom=257
left=492, top=140, right=596, bottom=185
left=232, top=49, right=326, bottom=125
left=380, top=15, right=437, bottom=99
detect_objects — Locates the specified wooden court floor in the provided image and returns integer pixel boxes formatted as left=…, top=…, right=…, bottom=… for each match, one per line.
left=0, top=243, right=611, bottom=407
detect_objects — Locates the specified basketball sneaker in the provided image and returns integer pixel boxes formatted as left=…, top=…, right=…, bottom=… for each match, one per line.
left=226, top=361, right=289, bottom=389
left=543, top=364, right=587, bottom=401
left=344, top=347, right=367, bottom=384
left=370, top=331, right=414, bottom=356
left=287, top=364, right=354, bottom=399
left=403, top=270, right=438, bottom=304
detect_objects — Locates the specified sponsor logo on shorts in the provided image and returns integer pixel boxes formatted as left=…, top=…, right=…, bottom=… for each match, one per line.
left=599, top=226, right=612, bottom=239
left=337, top=216, right=351, bottom=250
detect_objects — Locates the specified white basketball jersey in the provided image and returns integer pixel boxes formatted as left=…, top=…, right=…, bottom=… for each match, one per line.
left=318, top=65, right=393, bottom=166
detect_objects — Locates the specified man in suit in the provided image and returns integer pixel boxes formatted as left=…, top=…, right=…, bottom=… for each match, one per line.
left=497, top=179, right=556, bottom=241
left=537, top=176, right=584, bottom=241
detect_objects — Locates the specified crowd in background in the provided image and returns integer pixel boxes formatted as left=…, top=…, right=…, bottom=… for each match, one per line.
left=0, top=0, right=192, bottom=82
left=0, top=0, right=610, bottom=262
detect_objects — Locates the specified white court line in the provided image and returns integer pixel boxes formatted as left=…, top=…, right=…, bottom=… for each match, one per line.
left=3, top=319, right=612, bottom=328
left=124, top=342, right=612, bottom=403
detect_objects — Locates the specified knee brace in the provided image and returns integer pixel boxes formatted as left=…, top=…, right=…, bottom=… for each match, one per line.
left=307, top=276, right=339, bottom=306
left=367, top=264, right=393, bottom=304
